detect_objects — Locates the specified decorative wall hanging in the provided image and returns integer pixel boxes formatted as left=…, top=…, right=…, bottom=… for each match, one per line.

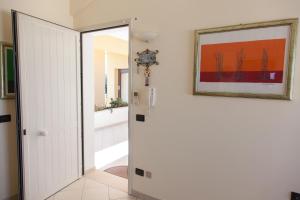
left=135, top=49, right=159, bottom=86
left=0, top=42, right=15, bottom=99
left=193, top=19, right=298, bottom=100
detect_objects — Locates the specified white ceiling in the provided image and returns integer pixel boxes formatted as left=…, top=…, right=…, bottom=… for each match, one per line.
left=92, top=26, right=129, bottom=41
left=70, top=0, right=95, bottom=15
left=93, top=27, right=129, bottom=55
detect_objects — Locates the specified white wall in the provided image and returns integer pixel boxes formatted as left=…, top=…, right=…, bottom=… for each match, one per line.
left=94, top=35, right=128, bottom=106
left=73, top=1, right=300, bottom=200
left=94, top=107, right=128, bottom=152
left=94, top=122, right=128, bottom=170
left=94, top=49, right=105, bottom=107
left=107, top=52, right=128, bottom=100
left=0, top=0, right=73, bottom=199
left=94, top=50, right=128, bottom=107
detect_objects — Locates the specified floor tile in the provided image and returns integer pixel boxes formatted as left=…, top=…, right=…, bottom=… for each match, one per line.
left=109, top=187, right=131, bottom=200
left=82, top=188, right=109, bottom=200
left=115, top=197, right=136, bottom=200
left=54, top=190, right=83, bottom=200
left=53, top=170, right=130, bottom=200
left=63, top=178, right=86, bottom=192
left=82, top=179, right=109, bottom=200
left=85, top=179, right=108, bottom=189
left=46, top=195, right=56, bottom=200
left=85, top=171, right=128, bottom=192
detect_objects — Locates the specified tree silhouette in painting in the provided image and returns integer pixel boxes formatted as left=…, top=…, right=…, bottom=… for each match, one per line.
left=261, top=48, right=269, bottom=81
left=235, top=48, right=245, bottom=81
left=215, top=52, right=224, bottom=80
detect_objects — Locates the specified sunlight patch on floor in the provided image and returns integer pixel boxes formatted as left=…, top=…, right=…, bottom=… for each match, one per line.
left=95, top=141, right=128, bottom=169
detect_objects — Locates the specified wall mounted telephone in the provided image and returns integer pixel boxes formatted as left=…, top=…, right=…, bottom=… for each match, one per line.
left=133, top=91, right=140, bottom=105
left=148, top=88, right=156, bottom=114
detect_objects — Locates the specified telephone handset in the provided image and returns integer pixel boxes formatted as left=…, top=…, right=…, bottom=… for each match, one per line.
left=148, top=88, right=156, bottom=114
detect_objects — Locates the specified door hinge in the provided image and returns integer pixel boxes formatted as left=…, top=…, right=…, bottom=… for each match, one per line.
left=23, top=129, right=26, bottom=135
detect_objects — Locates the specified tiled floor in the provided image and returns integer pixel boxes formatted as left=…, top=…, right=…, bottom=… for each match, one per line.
left=101, top=156, right=128, bottom=171
left=48, top=170, right=138, bottom=200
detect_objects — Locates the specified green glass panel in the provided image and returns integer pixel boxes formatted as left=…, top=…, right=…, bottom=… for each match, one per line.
left=6, top=48, right=14, bottom=81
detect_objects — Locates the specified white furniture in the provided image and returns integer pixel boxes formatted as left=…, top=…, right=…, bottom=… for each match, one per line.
left=94, top=107, right=128, bottom=129
left=94, top=107, right=128, bottom=152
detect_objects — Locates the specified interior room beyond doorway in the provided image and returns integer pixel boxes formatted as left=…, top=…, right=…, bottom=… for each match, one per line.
left=82, top=25, right=130, bottom=184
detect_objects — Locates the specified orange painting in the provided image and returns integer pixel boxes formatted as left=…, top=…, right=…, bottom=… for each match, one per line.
left=199, top=39, right=286, bottom=83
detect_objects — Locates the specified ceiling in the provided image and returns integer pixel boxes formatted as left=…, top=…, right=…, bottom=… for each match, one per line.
left=93, top=27, right=129, bottom=55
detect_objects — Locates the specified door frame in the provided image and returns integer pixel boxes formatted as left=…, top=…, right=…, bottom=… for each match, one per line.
left=12, top=10, right=83, bottom=200
left=12, top=10, right=24, bottom=200
left=118, top=69, right=129, bottom=99
left=79, top=19, right=134, bottom=195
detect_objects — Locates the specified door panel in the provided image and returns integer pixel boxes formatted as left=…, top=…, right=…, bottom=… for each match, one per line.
left=14, top=12, right=81, bottom=200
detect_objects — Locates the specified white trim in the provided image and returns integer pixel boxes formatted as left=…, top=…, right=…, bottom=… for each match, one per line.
left=76, top=33, right=83, bottom=178
left=78, top=18, right=135, bottom=195
left=77, top=18, right=136, bottom=33
left=128, top=19, right=134, bottom=195
left=132, top=190, right=161, bottom=200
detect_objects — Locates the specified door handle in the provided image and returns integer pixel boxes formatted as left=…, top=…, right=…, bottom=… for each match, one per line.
left=38, top=130, right=48, bottom=136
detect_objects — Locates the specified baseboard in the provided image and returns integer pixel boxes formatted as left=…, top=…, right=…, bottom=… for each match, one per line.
left=84, top=166, right=96, bottom=175
left=3, top=194, right=18, bottom=200
left=132, top=190, right=161, bottom=200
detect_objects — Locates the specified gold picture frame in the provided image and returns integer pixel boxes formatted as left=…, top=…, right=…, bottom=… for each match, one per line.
left=193, top=19, right=298, bottom=100
left=0, top=42, right=15, bottom=99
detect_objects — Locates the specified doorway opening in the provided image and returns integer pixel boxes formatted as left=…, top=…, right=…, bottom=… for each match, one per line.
left=81, top=25, right=130, bottom=191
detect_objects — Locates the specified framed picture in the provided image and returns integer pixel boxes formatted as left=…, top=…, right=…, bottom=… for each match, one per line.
left=193, top=19, right=298, bottom=100
left=0, top=42, right=15, bottom=99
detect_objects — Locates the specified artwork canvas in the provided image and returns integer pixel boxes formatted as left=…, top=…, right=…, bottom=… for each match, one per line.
left=0, top=42, right=15, bottom=99
left=194, top=19, right=298, bottom=99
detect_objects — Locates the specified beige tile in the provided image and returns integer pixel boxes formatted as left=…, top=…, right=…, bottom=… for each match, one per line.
left=83, top=188, right=109, bottom=200
left=109, top=187, right=131, bottom=200
left=115, top=197, right=136, bottom=200
left=54, top=190, right=83, bottom=200
left=85, top=170, right=128, bottom=192
left=85, top=179, right=108, bottom=189
left=82, top=179, right=109, bottom=200
left=52, top=170, right=130, bottom=200
left=46, top=195, right=56, bottom=200
left=63, top=178, right=86, bottom=192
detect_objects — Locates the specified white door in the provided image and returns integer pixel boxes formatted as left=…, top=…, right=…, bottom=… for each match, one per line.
left=13, top=12, right=82, bottom=200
